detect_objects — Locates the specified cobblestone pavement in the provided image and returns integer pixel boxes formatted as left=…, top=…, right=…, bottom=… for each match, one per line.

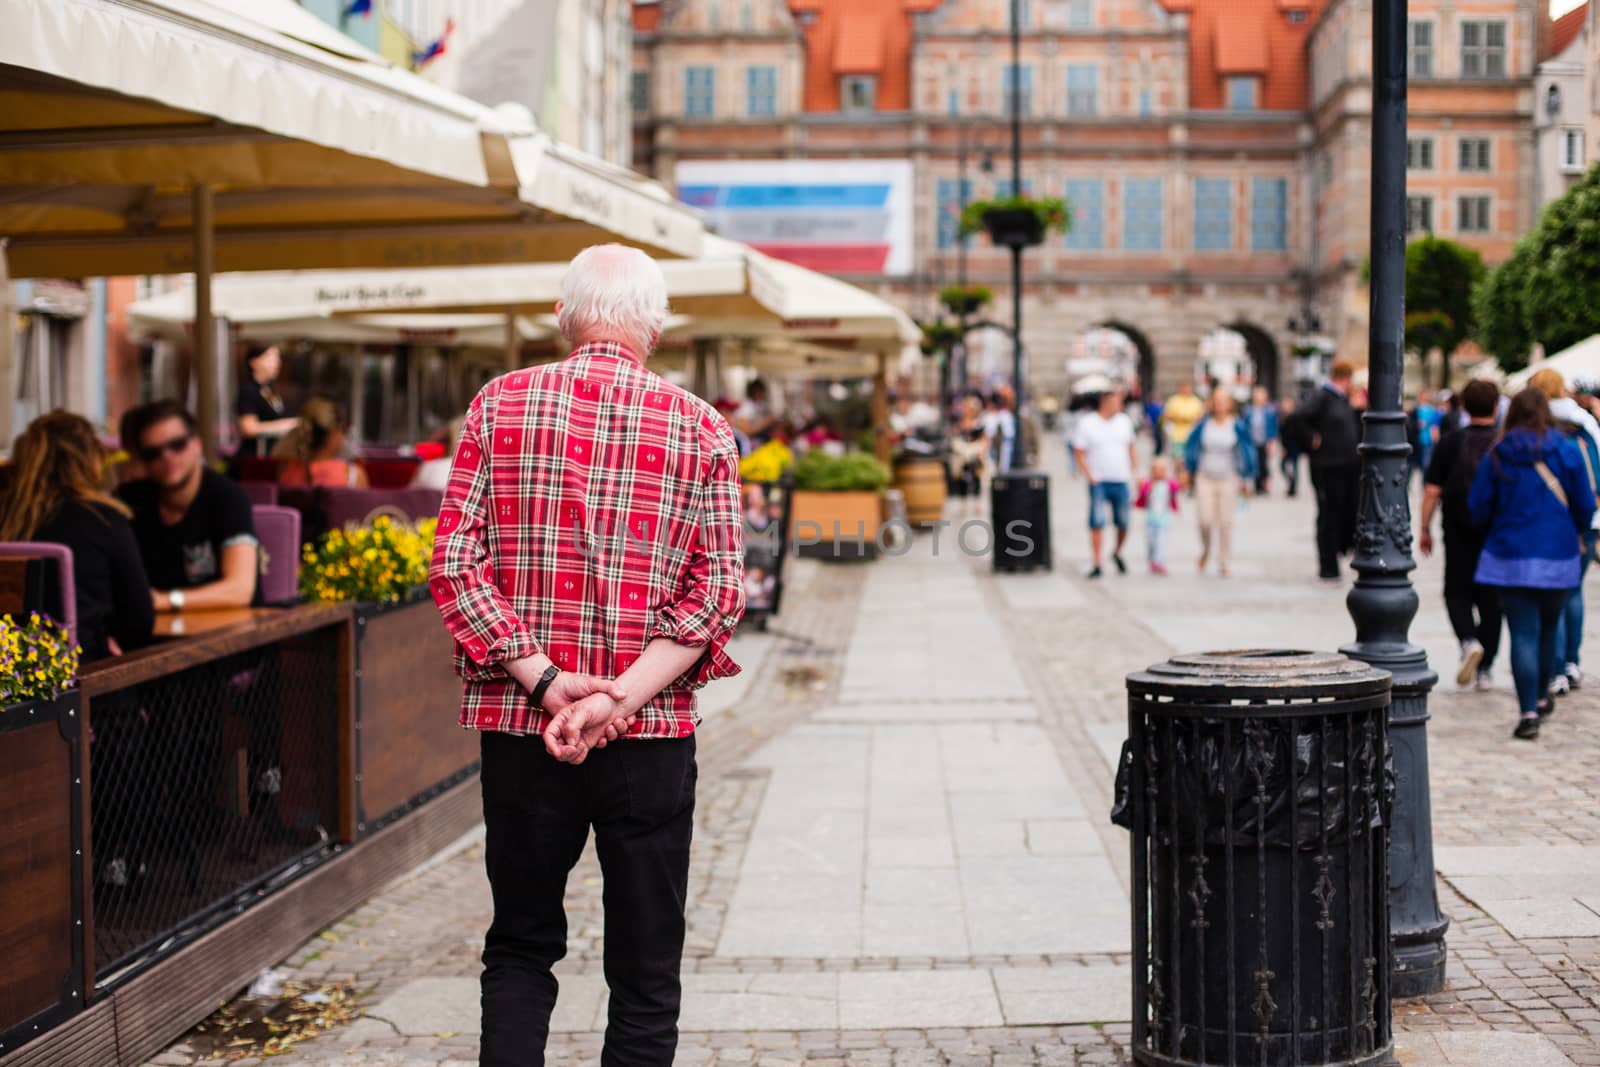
left=150, top=435, right=1600, bottom=1066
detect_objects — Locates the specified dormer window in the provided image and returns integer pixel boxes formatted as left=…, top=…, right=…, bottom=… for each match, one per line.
left=841, top=75, right=877, bottom=113
left=1226, top=76, right=1259, bottom=111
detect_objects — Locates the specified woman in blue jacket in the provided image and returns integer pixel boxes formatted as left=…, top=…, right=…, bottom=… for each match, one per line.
left=1185, top=389, right=1258, bottom=576
left=1469, top=387, right=1598, bottom=739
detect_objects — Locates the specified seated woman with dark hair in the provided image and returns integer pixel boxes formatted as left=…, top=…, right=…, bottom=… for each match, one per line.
left=0, top=411, right=154, bottom=660
left=273, top=398, right=369, bottom=488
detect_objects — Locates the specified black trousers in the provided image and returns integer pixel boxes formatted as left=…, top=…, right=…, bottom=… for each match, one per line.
left=1443, top=529, right=1502, bottom=668
left=1254, top=444, right=1272, bottom=493
left=1311, top=462, right=1361, bottom=577
left=1282, top=451, right=1301, bottom=496
left=479, top=731, right=697, bottom=1067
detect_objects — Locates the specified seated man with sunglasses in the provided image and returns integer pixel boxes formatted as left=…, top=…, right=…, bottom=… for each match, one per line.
left=118, top=401, right=259, bottom=613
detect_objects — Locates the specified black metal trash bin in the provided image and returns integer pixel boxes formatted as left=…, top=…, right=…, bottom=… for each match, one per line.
left=1115, top=650, right=1393, bottom=1067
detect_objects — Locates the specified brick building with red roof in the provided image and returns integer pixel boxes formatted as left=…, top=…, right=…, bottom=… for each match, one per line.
left=632, top=0, right=1575, bottom=396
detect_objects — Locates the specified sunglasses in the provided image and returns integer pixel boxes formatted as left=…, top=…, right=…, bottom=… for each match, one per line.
left=138, top=433, right=193, bottom=463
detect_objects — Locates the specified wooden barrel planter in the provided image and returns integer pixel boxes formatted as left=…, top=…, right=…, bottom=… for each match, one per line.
left=895, top=456, right=948, bottom=527
left=353, top=596, right=479, bottom=836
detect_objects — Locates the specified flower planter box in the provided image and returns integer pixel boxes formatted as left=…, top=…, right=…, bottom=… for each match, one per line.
left=0, top=689, right=86, bottom=1052
left=982, top=206, right=1046, bottom=249
left=940, top=293, right=989, bottom=317
left=788, top=490, right=883, bottom=561
left=353, top=595, right=478, bottom=836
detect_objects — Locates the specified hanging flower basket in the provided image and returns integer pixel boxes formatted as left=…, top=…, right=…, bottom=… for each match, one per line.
left=938, top=284, right=993, bottom=317
left=919, top=320, right=966, bottom=356
left=959, top=196, right=1071, bottom=250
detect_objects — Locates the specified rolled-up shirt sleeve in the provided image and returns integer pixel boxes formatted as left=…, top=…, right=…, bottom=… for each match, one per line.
left=646, top=428, right=747, bottom=688
left=429, top=391, right=541, bottom=673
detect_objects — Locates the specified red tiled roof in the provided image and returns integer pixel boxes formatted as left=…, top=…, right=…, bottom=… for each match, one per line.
left=1551, top=3, right=1588, bottom=58
left=834, top=11, right=886, bottom=74
left=1184, top=0, right=1320, bottom=110
left=787, top=0, right=938, bottom=111
left=1215, top=12, right=1269, bottom=73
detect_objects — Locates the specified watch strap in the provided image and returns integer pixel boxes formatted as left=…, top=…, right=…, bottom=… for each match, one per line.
left=530, top=665, right=562, bottom=709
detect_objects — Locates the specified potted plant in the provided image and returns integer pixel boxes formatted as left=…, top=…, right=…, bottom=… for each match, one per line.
left=787, top=450, right=892, bottom=561
left=0, top=611, right=80, bottom=716
left=960, top=194, right=1071, bottom=249
left=938, top=284, right=993, bottom=318
left=919, top=319, right=966, bottom=356
left=301, top=515, right=475, bottom=835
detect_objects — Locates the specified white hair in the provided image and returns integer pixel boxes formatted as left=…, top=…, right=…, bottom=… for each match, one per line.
left=557, top=244, right=670, bottom=355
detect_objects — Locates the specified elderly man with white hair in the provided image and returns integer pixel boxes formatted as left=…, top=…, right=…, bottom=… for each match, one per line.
left=429, top=244, right=746, bottom=1066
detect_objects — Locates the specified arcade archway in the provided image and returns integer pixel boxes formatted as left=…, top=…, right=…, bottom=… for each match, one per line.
left=1066, top=322, right=1157, bottom=399
left=1198, top=323, right=1283, bottom=398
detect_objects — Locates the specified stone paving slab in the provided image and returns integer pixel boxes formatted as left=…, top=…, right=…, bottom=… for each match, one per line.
left=360, top=966, right=1137, bottom=1039
left=1395, top=1030, right=1578, bottom=1065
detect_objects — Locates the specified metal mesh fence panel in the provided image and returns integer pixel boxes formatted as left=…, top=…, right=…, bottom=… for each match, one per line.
left=88, top=633, right=340, bottom=984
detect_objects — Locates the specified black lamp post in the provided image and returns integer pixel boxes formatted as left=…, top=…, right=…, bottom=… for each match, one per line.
left=1339, top=0, right=1449, bottom=997
left=1007, top=0, right=1024, bottom=423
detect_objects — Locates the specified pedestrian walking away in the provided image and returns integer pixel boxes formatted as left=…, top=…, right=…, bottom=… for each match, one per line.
left=1071, top=387, right=1137, bottom=578
left=1418, top=379, right=1503, bottom=691
left=1467, top=387, right=1595, bottom=740
left=429, top=244, right=747, bottom=1066
left=1246, top=385, right=1278, bottom=494
left=1291, top=359, right=1362, bottom=580
left=1134, top=455, right=1181, bottom=574
left=1528, top=368, right=1600, bottom=696
left=1184, top=388, right=1258, bottom=577
left=1277, top=394, right=1302, bottom=496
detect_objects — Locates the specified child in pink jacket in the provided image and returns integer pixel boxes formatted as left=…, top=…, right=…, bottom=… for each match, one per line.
left=1135, top=456, right=1182, bottom=574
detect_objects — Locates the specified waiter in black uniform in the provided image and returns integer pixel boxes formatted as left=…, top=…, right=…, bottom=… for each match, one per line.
left=235, top=343, right=299, bottom=459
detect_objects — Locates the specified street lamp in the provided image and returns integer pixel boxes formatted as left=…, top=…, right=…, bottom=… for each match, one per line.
left=1007, top=0, right=1025, bottom=426
left=1339, top=0, right=1449, bottom=997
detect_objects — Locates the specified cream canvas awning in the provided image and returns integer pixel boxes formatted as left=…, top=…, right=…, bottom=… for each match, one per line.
left=1504, top=335, right=1600, bottom=391
left=0, top=0, right=705, bottom=276
left=125, top=237, right=917, bottom=355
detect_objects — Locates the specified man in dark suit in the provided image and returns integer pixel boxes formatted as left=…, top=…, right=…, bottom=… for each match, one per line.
left=1293, top=359, right=1363, bottom=580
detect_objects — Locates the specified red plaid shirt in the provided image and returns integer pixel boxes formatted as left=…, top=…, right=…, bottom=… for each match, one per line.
left=429, top=341, right=746, bottom=738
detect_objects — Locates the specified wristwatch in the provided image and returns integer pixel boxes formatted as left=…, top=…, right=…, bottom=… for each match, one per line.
left=529, top=665, right=561, bottom=709
left=168, top=589, right=186, bottom=612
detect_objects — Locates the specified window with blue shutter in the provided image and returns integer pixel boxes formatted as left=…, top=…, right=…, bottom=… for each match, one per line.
left=1250, top=178, right=1288, bottom=251
left=1001, top=64, right=1033, bottom=116
left=936, top=178, right=973, bottom=249
left=684, top=67, right=715, bottom=118
left=746, top=66, right=777, bottom=117
left=1066, top=64, right=1098, bottom=115
left=1064, top=179, right=1104, bottom=249
left=1123, top=178, right=1163, bottom=251
left=1193, top=178, right=1233, bottom=251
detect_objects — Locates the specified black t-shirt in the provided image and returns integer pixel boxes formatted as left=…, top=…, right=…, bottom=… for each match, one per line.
left=236, top=379, right=286, bottom=456
left=117, top=468, right=258, bottom=599
left=1425, top=424, right=1497, bottom=537
left=32, top=500, right=155, bottom=662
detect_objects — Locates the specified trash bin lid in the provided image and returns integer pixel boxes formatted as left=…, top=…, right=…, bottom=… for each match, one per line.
left=1127, top=649, right=1391, bottom=706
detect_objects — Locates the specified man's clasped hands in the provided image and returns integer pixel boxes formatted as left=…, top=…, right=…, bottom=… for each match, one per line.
left=534, top=670, right=637, bottom=764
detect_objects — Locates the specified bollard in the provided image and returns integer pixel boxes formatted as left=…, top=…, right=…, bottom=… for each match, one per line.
left=1115, top=650, right=1393, bottom=1067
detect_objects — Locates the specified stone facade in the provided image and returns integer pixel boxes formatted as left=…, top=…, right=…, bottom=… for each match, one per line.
left=634, top=0, right=1565, bottom=400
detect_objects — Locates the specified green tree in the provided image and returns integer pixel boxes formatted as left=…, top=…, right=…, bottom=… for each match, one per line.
left=1473, top=239, right=1535, bottom=373
left=1403, top=236, right=1484, bottom=387
left=1521, top=164, right=1600, bottom=357
left=1475, top=163, right=1600, bottom=373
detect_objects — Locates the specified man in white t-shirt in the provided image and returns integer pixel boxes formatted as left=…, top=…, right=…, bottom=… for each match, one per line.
left=1070, top=389, right=1138, bottom=578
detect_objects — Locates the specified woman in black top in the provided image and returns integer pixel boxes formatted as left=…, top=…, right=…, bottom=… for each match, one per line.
left=0, top=412, right=154, bottom=661
left=236, top=343, right=299, bottom=458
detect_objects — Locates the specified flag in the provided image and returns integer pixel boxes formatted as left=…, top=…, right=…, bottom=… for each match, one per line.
left=412, top=18, right=455, bottom=67
left=342, top=0, right=372, bottom=16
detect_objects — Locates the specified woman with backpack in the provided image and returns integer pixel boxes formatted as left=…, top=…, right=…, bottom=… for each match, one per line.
left=1468, top=387, right=1597, bottom=739
left=1527, top=369, right=1600, bottom=695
